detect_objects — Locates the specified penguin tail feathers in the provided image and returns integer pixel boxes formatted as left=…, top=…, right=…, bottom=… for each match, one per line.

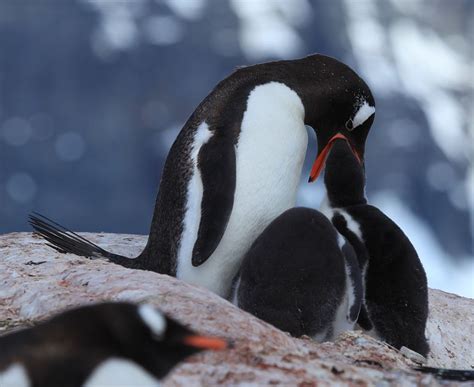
left=28, top=212, right=139, bottom=268
left=413, top=366, right=474, bottom=382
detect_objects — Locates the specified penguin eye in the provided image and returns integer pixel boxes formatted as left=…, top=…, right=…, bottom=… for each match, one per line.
left=345, top=118, right=354, bottom=131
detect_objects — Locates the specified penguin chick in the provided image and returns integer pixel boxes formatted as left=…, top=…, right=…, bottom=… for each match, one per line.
left=233, top=207, right=363, bottom=342
left=0, top=302, right=229, bottom=387
left=322, top=138, right=430, bottom=357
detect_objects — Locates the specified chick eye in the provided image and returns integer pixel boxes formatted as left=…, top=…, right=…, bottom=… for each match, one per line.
left=345, top=118, right=354, bottom=131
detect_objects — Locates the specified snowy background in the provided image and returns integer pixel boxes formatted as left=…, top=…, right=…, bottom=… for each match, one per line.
left=0, top=0, right=472, bottom=297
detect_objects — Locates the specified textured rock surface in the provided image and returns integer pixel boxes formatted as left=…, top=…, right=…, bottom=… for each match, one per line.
left=1, top=232, right=473, bottom=385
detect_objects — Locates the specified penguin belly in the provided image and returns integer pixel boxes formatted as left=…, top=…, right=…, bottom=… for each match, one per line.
left=234, top=207, right=362, bottom=341
left=176, top=82, right=308, bottom=298
left=0, top=364, right=29, bottom=387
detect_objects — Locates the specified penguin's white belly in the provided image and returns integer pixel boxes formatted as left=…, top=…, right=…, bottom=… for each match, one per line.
left=330, top=274, right=356, bottom=340
left=177, top=82, right=307, bottom=298
left=0, top=364, right=30, bottom=387
left=84, top=358, right=161, bottom=387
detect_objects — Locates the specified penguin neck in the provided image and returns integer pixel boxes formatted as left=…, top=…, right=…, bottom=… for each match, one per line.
left=324, top=140, right=367, bottom=208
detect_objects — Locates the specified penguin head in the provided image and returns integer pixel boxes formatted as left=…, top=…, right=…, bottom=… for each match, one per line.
left=324, top=138, right=367, bottom=207
left=101, top=303, right=229, bottom=379
left=296, top=54, right=375, bottom=183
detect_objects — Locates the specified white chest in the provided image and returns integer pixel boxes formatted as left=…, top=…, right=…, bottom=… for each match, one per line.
left=0, top=364, right=30, bottom=387
left=178, top=82, right=308, bottom=298
left=84, top=358, right=161, bottom=387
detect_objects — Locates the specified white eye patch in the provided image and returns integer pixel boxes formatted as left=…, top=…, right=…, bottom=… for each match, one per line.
left=138, top=304, right=167, bottom=338
left=348, top=100, right=375, bottom=130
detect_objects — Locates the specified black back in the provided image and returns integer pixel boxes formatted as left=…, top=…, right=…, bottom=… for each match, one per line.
left=236, top=207, right=347, bottom=338
left=0, top=303, right=201, bottom=386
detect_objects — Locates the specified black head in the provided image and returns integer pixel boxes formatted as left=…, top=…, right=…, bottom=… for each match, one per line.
left=324, top=139, right=367, bottom=207
left=94, top=302, right=229, bottom=379
left=291, top=54, right=375, bottom=182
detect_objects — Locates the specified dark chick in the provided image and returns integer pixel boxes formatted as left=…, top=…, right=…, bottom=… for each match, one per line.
left=233, top=207, right=363, bottom=342
left=321, top=138, right=429, bottom=357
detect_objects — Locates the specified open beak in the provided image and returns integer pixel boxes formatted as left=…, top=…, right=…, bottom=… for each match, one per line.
left=182, top=334, right=230, bottom=351
left=308, top=132, right=361, bottom=182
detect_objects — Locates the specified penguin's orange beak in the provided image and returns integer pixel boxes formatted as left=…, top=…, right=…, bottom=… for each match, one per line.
left=182, top=334, right=230, bottom=350
left=308, top=132, right=361, bottom=182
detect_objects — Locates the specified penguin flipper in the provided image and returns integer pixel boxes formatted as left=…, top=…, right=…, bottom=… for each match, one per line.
left=191, top=135, right=236, bottom=266
left=357, top=304, right=373, bottom=331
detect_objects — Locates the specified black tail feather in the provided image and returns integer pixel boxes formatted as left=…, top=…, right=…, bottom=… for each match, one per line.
left=28, top=212, right=141, bottom=269
left=414, top=366, right=474, bottom=381
left=29, top=212, right=110, bottom=258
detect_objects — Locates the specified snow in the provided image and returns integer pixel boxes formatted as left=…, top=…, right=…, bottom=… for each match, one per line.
left=163, top=0, right=205, bottom=20
left=230, top=0, right=310, bottom=59
left=143, top=16, right=184, bottom=46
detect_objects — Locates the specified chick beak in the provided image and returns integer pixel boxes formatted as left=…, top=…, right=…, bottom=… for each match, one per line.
left=308, top=132, right=361, bottom=182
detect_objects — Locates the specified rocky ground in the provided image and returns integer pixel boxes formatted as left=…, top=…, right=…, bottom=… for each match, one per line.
left=1, top=232, right=473, bottom=386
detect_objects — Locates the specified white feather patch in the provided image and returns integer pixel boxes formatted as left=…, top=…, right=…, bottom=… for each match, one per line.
left=84, top=358, right=161, bottom=386
left=176, top=122, right=213, bottom=281
left=138, top=304, right=166, bottom=337
left=331, top=264, right=360, bottom=340
left=0, top=364, right=30, bottom=387
left=352, top=99, right=375, bottom=129
left=338, top=209, right=364, bottom=241
left=331, top=290, right=353, bottom=340
left=320, top=197, right=363, bottom=242
left=336, top=232, right=346, bottom=249
left=230, top=276, right=241, bottom=306
left=344, top=262, right=357, bottom=324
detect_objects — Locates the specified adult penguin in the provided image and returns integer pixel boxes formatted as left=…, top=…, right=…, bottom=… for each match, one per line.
left=321, top=136, right=429, bottom=357
left=0, top=302, right=229, bottom=386
left=30, top=54, right=376, bottom=298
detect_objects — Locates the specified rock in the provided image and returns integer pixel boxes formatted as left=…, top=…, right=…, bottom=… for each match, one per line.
left=1, top=232, right=473, bottom=385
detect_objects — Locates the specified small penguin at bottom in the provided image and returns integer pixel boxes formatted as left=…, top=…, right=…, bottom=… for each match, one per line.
left=233, top=207, right=363, bottom=342
left=321, top=136, right=429, bottom=356
left=0, top=302, right=229, bottom=387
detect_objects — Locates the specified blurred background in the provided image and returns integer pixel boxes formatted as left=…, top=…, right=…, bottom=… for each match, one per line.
left=0, top=0, right=472, bottom=297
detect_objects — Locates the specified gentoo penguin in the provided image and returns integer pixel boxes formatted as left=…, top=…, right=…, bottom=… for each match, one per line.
left=30, top=54, right=376, bottom=298
left=320, top=137, right=430, bottom=356
left=0, top=302, right=229, bottom=386
left=233, top=207, right=363, bottom=342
